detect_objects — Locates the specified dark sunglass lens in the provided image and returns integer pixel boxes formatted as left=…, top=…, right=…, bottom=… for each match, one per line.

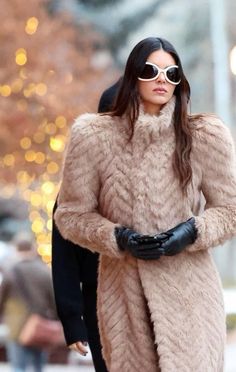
left=139, top=64, right=157, bottom=79
left=166, top=67, right=180, bottom=83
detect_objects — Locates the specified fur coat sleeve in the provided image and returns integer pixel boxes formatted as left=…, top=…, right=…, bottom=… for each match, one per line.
left=54, top=114, right=123, bottom=259
left=188, top=115, right=236, bottom=252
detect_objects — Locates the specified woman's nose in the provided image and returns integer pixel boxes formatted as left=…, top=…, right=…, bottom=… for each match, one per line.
left=156, top=72, right=166, bottom=83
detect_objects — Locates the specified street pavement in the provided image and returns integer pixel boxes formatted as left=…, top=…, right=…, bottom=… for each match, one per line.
left=0, top=348, right=95, bottom=371
left=0, top=342, right=235, bottom=371
left=0, top=363, right=94, bottom=371
left=0, top=325, right=235, bottom=371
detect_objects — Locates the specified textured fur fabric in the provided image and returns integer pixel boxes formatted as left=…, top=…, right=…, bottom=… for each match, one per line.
left=55, top=97, right=236, bottom=372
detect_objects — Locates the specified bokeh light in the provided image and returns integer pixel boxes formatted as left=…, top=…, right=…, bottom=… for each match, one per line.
left=20, top=137, right=32, bottom=149
left=15, top=48, right=27, bottom=66
left=1, top=85, right=11, bottom=97
left=25, top=17, right=39, bottom=35
left=50, top=135, right=66, bottom=152
left=35, top=83, right=47, bottom=96
left=41, top=181, right=55, bottom=195
left=3, top=154, right=15, bottom=166
left=55, top=116, right=67, bottom=128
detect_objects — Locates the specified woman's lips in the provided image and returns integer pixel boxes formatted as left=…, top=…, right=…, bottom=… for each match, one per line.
left=153, top=87, right=167, bottom=94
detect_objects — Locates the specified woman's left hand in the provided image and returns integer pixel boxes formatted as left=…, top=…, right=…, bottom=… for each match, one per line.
left=157, top=217, right=197, bottom=256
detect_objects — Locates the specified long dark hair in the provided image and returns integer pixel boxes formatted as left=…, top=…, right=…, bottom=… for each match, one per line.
left=110, top=37, right=192, bottom=192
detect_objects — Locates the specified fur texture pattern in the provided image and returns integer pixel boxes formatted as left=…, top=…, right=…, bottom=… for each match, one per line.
left=55, top=97, right=236, bottom=371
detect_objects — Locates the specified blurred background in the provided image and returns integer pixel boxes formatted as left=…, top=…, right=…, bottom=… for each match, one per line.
left=0, top=0, right=235, bottom=370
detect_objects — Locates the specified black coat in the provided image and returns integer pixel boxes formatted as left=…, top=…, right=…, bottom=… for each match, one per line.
left=52, top=203, right=106, bottom=371
left=51, top=80, right=120, bottom=372
left=52, top=205, right=99, bottom=344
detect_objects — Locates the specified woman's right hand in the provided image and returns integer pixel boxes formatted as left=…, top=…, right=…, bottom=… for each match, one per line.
left=115, top=226, right=164, bottom=260
left=69, top=341, right=88, bottom=356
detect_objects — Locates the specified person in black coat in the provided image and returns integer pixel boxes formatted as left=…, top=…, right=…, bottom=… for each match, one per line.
left=51, top=79, right=120, bottom=372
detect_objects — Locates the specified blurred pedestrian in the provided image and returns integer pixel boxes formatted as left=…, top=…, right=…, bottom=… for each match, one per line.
left=54, top=37, right=236, bottom=371
left=51, top=82, right=120, bottom=372
left=0, top=232, right=57, bottom=372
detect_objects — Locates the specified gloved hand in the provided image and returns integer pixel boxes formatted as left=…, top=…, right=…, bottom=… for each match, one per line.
left=156, top=217, right=197, bottom=256
left=115, top=226, right=164, bottom=260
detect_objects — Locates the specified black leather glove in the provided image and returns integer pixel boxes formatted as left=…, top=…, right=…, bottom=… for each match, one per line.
left=115, top=226, right=164, bottom=260
left=156, top=217, right=197, bottom=256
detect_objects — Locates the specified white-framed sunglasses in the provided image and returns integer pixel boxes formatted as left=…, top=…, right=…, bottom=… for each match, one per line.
left=138, top=62, right=181, bottom=85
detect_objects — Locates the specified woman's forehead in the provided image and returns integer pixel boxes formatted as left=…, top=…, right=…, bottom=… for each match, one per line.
left=147, top=50, right=176, bottom=67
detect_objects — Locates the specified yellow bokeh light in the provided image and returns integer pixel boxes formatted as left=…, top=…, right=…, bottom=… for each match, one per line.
left=37, top=234, right=48, bottom=244
left=1, top=85, right=11, bottom=97
left=20, top=137, right=31, bottom=149
left=37, top=244, right=51, bottom=256
left=23, top=89, right=32, bottom=98
left=45, top=123, right=57, bottom=135
left=23, top=83, right=35, bottom=97
left=47, top=219, right=52, bottom=231
left=17, top=171, right=31, bottom=183
left=50, top=136, right=66, bottom=152
left=47, top=161, right=59, bottom=174
left=46, top=200, right=55, bottom=214
left=28, top=83, right=36, bottom=92
left=32, top=219, right=44, bottom=233
left=35, top=83, right=47, bottom=96
left=11, top=79, right=23, bottom=93
left=35, top=152, right=45, bottom=164
left=25, top=17, right=39, bottom=35
left=41, top=181, right=55, bottom=195
left=55, top=115, right=67, bottom=128
left=30, top=193, right=42, bottom=207
left=37, top=246, right=45, bottom=256
left=41, top=255, right=51, bottom=264
left=25, top=150, right=36, bottom=162
left=15, top=49, right=27, bottom=66
left=3, top=154, right=15, bottom=166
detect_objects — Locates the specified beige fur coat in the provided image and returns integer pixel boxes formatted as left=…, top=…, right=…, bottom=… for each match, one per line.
left=55, top=97, right=236, bottom=372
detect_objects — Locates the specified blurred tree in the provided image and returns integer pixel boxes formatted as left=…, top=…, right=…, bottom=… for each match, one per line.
left=0, top=0, right=118, bottom=183
left=0, top=0, right=119, bottom=262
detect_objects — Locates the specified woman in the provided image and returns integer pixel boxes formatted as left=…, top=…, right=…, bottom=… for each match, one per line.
left=55, top=37, right=236, bottom=371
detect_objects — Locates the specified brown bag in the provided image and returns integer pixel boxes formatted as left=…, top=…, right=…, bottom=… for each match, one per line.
left=13, top=266, right=64, bottom=349
left=19, top=313, right=64, bottom=349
